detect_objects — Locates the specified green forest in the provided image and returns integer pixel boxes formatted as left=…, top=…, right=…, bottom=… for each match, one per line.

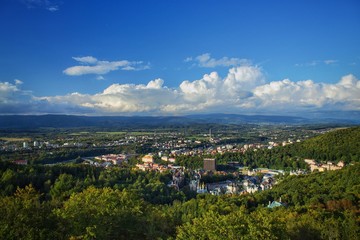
left=0, top=127, right=359, bottom=239
left=212, top=127, right=360, bottom=170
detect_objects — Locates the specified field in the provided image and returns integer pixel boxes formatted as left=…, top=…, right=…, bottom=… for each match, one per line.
left=0, top=137, right=31, bottom=142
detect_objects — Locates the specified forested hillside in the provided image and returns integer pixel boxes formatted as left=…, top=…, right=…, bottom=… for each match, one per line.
left=288, top=127, right=360, bottom=163
left=0, top=161, right=359, bottom=239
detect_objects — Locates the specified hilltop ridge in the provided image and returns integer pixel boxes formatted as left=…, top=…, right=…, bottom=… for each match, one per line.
left=0, top=113, right=359, bottom=129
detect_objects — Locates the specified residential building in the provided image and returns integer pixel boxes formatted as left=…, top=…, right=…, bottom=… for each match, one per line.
left=142, top=154, right=154, bottom=163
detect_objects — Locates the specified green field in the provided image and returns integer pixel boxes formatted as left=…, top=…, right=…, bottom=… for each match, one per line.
left=95, top=131, right=127, bottom=135
left=69, top=132, right=90, bottom=136
left=0, top=137, right=31, bottom=142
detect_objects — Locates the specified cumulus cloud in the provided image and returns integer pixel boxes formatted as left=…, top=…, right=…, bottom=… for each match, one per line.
left=186, top=53, right=250, bottom=68
left=180, top=72, right=222, bottom=103
left=1, top=68, right=359, bottom=116
left=253, top=74, right=360, bottom=112
left=224, top=65, right=265, bottom=93
left=63, top=56, right=150, bottom=76
left=0, top=81, right=35, bottom=113
left=0, top=81, right=94, bottom=114
left=47, top=66, right=360, bottom=115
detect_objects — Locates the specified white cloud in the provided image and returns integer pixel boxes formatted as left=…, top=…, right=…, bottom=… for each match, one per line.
left=15, top=79, right=23, bottom=85
left=146, top=78, right=164, bottom=89
left=0, top=82, right=19, bottom=96
left=180, top=71, right=222, bottom=103
left=63, top=56, right=150, bottom=76
left=253, top=74, right=360, bottom=112
left=0, top=81, right=94, bottom=114
left=1, top=67, right=360, bottom=116
left=186, top=53, right=250, bottom=68
left=47, top=6, right=59, bottom=12
left=73, top=56, right=98, bottom=64
left=224, top=65, right=265, bottom=93
left=47, top=70, right=360, bottom=115
left=0, top=81, right=35, bottom=113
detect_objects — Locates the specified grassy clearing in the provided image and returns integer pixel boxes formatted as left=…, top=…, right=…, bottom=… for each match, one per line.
left=69, top=132, right=90, bottom=136
left=129, top=132, right=155, bottom=136
left=95, top=131, right=157, bottom=135
left=0, top=137, right=31, bottom=142
left=96, top=131, right=127, bottom=135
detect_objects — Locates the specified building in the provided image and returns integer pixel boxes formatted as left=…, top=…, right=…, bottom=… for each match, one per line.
left=203, top=158, right=216, bottom=171
left=305, top=159, right=345, bottom=172
left=95, top=154, right=127, bottom=165
left=267, top=198, right=286, bottom=208
left=13, top=160, right=28, bottom=165
left=142, top=154, right=154, bottom=163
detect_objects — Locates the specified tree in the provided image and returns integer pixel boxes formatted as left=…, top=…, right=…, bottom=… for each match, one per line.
left=50, top=173, right=78, bottom=201
left=0, top=185, right=58, bottom=240
left=55, top=186, right=150, bottom=239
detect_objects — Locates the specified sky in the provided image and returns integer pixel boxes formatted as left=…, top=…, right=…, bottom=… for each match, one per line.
left=0, top=0, right=360, bottom=117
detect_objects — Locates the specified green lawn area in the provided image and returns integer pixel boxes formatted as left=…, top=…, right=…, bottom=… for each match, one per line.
left=0, top=137, right=32, bottom=142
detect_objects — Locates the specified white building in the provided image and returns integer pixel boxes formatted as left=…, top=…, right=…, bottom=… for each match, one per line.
left=142, top=154, right=154, bottom=163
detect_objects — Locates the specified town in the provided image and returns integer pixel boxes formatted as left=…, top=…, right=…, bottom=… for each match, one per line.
left=1, top=125, right=346, bottom=198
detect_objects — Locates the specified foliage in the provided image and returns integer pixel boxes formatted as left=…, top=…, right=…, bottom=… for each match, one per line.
left=55, top=187, right=150, bottom=239
left=0, top=185, right=58, bottom=240
left=176, top=155, right=203, bottom=169
left=287, top=127, right=360, bottom=163
left=215, top=127, right=360, bottom=170
left=255, top=163, right=360, bottom=209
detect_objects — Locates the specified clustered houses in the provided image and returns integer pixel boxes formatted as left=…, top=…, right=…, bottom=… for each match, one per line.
left=2, top=126, right=324, bottom=156
left=188, top=163, right=281, bottom=196
left=289, top=169, right=307, bottom=175
left=161, top=156, right=176, bottom=163
left=160, top=140, right=301, bottom=159
left=83, top=154, right=128, bottom=167
left=167, top=169, right=185, bottom=190
left=305, top=159, right=345, bottom=172
left=135, top=153, right=183, bottom=172
left=136, top=162, right=183, bottom=173
left=94, top=154, right=127, bottom=165
left=246, top=168, right=285, bottom=176
left=189, top=172, right=279, bottom=196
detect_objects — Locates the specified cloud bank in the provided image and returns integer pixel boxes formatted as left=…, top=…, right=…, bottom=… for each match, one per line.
left=63, top=56, right=150, bottom=76
left=1, top=67, right=360, bottom=116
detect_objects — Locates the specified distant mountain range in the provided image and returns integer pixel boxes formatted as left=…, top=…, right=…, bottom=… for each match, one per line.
left=0, top=113, right=359, bottom=129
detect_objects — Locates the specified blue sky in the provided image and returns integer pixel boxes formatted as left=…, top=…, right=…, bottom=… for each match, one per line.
left=0, top=0, right=359, bottom=117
